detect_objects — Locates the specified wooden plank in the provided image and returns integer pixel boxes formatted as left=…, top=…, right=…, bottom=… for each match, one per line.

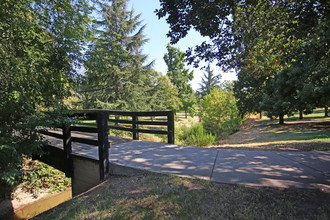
left=97, top=112, right=109, bottom=181
left=167, top=111, right=175, bottom=144
left=135, top=121, right=168, bottom=126
left=132, top=116, right=139, bottom=140
left=71, top=126, right=98, bottom=133
left=108, top=119, right=133, bottom=124
left=62, top=126, right=72, bottom=177
left=107, top=110, right=171, bottom=117
left=135, top=128, right=168, bottom=135
left=134, top=111, right=171, bottom=117
left=71, top=137, right=98, bottom=146
left=108, top=125, right=133, bottom=132
left=80, top=123, right=97, bottom=127
left=39, top=130, right=63, bottom=139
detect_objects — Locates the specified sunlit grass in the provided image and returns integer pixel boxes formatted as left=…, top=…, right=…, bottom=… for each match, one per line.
left=256, top=108, right=330, bottom=125
left=34, top=173, right=330, bottom=220
left=260, top=129, right=330, bottom=142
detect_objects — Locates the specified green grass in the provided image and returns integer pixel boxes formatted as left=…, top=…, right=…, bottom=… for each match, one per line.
left=218, top=108, right=330, bottom=151
left=250, top=128, right=330, bottom=144
left=256, top=109, right=329, bottom=125
left=34, top=173, right=330, bottom=220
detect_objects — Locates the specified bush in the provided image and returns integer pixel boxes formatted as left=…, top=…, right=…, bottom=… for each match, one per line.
left=179, top=123, right=215, bottom=147
left=200, top=88, right=242, bottom=139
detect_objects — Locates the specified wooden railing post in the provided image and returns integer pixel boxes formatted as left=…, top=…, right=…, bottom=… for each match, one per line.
left=167, top=111, right=175, bottom=144
left=62, top=126, right=72, bottom=177
left=97, top=112, right=109, bottom=180
left=132, top=115, right=139, bottom=140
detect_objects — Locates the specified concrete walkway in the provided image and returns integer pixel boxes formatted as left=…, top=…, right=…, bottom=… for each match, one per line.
left=73, top=140, right=330, bottom=190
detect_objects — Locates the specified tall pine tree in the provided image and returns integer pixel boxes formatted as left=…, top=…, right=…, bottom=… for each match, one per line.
left=83, top=0, right=154, bottom=111
left=198, top=64, right=221, bottom=98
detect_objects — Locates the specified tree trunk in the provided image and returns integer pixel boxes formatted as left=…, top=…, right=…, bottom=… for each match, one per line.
left=185, top=111, right=188, bottom=118
left=259, top=112, right=262, bottom=119
left=325, top=106, right=329, bottom=117
left=279, top=113, right=284, bottom=124
left=299, top=110, right=303, bottom=120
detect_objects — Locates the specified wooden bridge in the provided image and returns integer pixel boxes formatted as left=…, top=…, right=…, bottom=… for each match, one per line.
left=35, top=110, right=175, bottom=196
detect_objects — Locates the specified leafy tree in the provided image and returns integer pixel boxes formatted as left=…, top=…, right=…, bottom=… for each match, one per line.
left=164, top=44, right=196, bottom=117
left=259, top=64, right=310, bottom=124
left=198, top=64, right=221, bottom=98
left=148, top=73, right=180, bottom=112
left=200, top=88, right=241, bottom=139
left=233, top=70, right=267, bottom=118
left=156, top=0, right=328, bottom=71
left=156, top=0, right=235, bottom=69
left=157, top=0, right=329, bottom=119
left=83, top=0, right=154, bottom=111
left=0, top=0, right=90, bottom=196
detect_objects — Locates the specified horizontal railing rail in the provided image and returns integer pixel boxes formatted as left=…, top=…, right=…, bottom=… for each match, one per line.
left=71, top=109, right=175, bottom=144
left=38, top=109, right=175, bottom=181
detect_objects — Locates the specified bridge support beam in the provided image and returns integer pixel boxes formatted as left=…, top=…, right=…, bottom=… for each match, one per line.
left=71, top=154, right=100, bottom=196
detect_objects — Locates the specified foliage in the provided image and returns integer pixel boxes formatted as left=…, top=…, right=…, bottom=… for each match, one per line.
left=156, top=0, right=235, bottom=69
left=157, top=0, right=329, bottom=123
left=200, top=88, right=241, bottom=139
left=179, top=123, right=215, bottom=147
left=0, top=0, right=90, bottom=195
left=148, top=73, right=180, bottom=111
left=198, top=64, right=221, bottom=98
left=21, top=159, right=71, bottom=198
left=164, top=44, right=196, bottom=116
left=83, top=0, right=156, bottom=111
left=233, top=71, right=267, bottom=118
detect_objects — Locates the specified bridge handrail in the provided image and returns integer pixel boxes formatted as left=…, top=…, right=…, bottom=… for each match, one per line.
left=69, top=109, right=175, bottom=144
left=39, top=109, right=175, bottom=180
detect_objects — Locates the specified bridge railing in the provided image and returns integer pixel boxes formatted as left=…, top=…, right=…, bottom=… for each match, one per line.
left=39, top=109, right=175, bottom=181
left=71, top=110, right=175, bottom=144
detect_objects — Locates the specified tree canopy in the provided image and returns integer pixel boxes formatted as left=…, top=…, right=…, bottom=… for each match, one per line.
left=157, top=0, right=330, bottom=123
left=164, top=44, right=196, bottom=117
left=0, top=0, right=90, bottom=193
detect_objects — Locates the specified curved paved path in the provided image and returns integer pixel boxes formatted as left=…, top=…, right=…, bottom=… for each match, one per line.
left=73, top=140, right=330, bottom=190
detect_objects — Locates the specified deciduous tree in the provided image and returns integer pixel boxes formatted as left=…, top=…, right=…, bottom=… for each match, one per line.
left=0, top=0, right=90, bottom=196
left=164, top=44, right=196, bottom=117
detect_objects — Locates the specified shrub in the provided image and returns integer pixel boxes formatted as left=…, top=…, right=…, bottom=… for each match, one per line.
left=180, top=123, right=215, bottom=147
left=200, top=88, right=242, bottom=139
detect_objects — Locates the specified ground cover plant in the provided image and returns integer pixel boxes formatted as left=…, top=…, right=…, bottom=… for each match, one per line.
left=21, top=159, right=71, bottom=198
left=34, top=173, right=330, bottom=220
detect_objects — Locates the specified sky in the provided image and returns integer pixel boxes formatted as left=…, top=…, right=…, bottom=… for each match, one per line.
left=127, top=0, right=237, bottom=91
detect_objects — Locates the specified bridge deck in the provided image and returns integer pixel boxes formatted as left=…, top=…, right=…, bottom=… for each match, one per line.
left=45, top=132, right=330, bottom=190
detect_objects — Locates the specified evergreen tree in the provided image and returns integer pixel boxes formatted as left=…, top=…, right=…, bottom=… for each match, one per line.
left=163, top=44, right=196, bottom=117
left=198, top=64, right=221, bottom=98
left=83, top=0, right=154, bottom=111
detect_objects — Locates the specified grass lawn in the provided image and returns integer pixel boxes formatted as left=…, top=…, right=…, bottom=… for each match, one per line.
left=34, top=173, right=330, bottom=220
left=217, top=109, right=330, bottom=151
